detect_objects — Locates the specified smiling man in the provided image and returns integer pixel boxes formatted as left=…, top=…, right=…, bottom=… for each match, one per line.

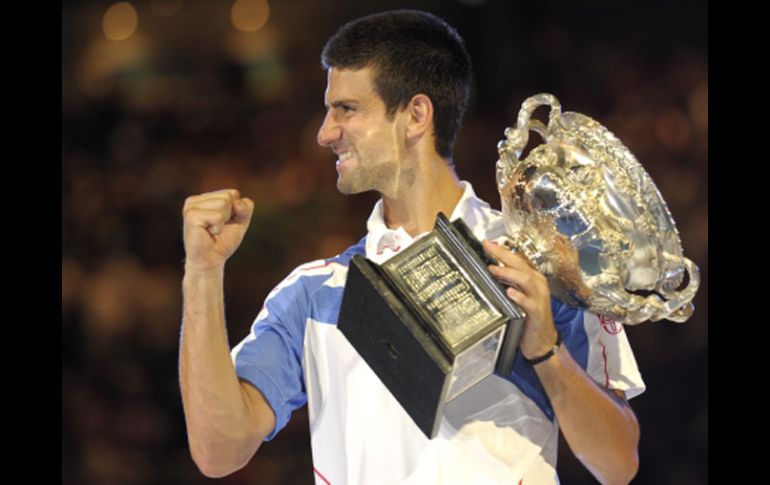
left=180, top=10, right=645, bottom=485
left=321, top=67, right=405, bottom=196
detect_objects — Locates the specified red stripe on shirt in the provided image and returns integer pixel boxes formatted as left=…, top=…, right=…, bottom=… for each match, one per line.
left=599, top=341, right=610, bottom=388
left=303, top=261, right=335, bottom=271
left=263, top=261, right=341, bottom=301
left=314, top=467, right=332, bottom=485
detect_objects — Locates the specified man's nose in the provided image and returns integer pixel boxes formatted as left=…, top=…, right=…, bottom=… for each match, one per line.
left=317, top=111, right=341, bottom=147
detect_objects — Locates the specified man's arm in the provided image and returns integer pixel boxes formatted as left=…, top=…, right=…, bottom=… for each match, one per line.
left=483, top=241, right=639, bottom=485
left=179, top=189, right=276, bottom=478
left=531, top=345, right=639, bottom=484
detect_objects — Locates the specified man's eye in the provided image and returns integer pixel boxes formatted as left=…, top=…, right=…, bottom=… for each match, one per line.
left=339, top=105, right=354, bottom=113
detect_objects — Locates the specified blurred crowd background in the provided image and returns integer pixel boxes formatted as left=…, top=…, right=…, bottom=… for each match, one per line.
left=62, top=0, right=707, bottom=483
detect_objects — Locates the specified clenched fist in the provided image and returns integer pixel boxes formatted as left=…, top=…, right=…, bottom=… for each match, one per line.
left=182, top=189, right=254, bottom=272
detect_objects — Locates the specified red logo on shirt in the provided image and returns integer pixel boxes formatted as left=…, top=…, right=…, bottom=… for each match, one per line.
left=598, top=314, right=622, bottom=334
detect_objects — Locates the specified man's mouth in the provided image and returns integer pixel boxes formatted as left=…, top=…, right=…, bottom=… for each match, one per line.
left=336, top=150, right=354, bottom=172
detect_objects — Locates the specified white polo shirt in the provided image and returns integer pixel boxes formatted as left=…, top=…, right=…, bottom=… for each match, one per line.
left=232, top=181, right=645, bottom=484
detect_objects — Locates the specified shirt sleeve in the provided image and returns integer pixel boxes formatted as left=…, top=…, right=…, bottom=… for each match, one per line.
left=230, top=271, right=311, bottom=441
left=582, top=311, right=646, bottom=400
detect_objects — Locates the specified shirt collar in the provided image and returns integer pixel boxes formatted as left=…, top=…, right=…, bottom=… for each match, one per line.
left=364, top=181, right=487, bottom=263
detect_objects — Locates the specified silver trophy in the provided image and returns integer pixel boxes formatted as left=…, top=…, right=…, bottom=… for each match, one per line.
left=496, top=93, right=699, bottom=324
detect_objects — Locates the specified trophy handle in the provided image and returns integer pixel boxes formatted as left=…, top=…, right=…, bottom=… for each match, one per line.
left=654, top=255, right=700, bottom=323
left=496, top=93, right=562, bottom=191
left=604, top=255, right=700, bottom=325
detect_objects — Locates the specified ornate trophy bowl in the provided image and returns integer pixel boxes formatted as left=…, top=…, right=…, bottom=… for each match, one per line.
left=496, top=93, right=699, bottom=324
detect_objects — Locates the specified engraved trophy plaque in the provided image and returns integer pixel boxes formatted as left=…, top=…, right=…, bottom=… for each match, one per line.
left=337, top=214, right=526, bottom=439
left=496, top=93, right=700, bottom=324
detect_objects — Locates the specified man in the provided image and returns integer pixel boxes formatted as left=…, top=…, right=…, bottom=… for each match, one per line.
left=180, top=10, right=644, bottom=484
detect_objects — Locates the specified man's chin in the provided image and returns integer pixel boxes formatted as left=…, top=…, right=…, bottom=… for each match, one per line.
left=337, top=180, right=377, bottom=196
left=336, top=177, right=362, bottom=195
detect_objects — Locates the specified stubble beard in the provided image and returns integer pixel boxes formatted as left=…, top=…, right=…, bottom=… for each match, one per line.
left=337, top=158, right=399, bottom=196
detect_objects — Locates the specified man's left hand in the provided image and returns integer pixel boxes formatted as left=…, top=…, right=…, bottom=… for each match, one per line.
left=482, top=239, right=558, bottom=361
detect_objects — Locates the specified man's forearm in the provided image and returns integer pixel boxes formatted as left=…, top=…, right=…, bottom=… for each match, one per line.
left=179, top=267, right=266, bottom=477
left=534, top=345, right=640, bottom=485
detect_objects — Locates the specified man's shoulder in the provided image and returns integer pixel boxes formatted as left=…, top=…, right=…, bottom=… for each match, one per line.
left=258, top=236, right=366, bottom=318
left=274, top=236, right=367, bottom=292
left=325, top=235, right=368, bottom=265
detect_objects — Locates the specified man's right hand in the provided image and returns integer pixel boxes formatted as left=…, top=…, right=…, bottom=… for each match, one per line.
left=180, top=190, right=273, bottom=477
left=183, top=189, right=255, bottom=272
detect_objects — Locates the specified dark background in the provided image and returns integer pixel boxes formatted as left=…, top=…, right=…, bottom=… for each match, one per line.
left=62, top=0, right=707, bottom=483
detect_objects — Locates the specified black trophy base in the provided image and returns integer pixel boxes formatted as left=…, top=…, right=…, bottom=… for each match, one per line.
left=338, top=255, right=452, bottom=439
left=336, top=214, right=526, bottom=439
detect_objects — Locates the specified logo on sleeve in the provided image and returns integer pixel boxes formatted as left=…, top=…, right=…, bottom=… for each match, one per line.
left=598, top=314, right=622, bottom=334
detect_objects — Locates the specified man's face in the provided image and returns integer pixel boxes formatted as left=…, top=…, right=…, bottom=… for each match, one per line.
left=317, top=67, right=404, bottom=195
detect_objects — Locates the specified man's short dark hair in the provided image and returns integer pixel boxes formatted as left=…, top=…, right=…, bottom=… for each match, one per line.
left=321, top=10, right=472, bottom=160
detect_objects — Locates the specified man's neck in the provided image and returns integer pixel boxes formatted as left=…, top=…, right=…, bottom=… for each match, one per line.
left=381, top=156, right=464, bottom=237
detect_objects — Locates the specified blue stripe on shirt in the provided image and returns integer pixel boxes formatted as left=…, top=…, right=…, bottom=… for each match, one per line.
left=234, top=237, right=366, bottom=440
left=498, top=297, right=589, bottom=422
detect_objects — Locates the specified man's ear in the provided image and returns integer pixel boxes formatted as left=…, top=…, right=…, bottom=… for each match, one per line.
left=405, top=94, right=434, bottom=141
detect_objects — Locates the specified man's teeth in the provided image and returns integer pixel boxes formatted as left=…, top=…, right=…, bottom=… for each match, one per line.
left=338, top=151, right=352, bottom=161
